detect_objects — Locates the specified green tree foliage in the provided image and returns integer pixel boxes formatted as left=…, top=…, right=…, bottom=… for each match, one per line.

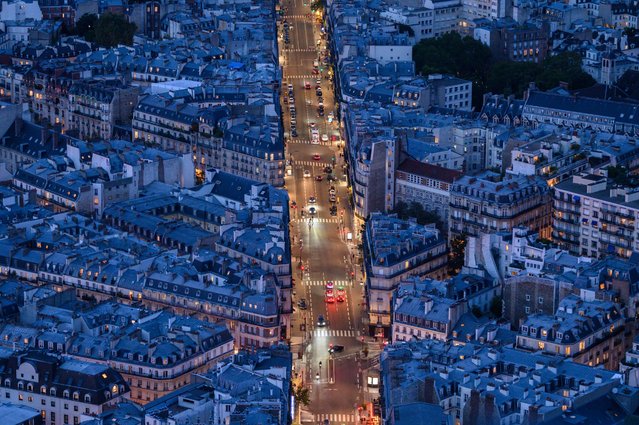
left=413, top=33, right=491, bottom=107
left=448, top=234, right=467, bottom=275
left=75, top=13, right=98, bottom=38
left=489, top=296, right=503, bottom=318
left=80, top=12, right=137, bottom=47
left=413, top=34, right=595, bottom=107
left=391, top=200, right=443, bottom=231
left=292, top=383, right=310, bottom=406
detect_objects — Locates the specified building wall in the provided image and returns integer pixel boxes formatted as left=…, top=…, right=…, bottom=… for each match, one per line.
left=504, top=275, right=575, bottom=329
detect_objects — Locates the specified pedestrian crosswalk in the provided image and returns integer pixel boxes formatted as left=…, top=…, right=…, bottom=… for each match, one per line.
left=313, top=413, right=358, bottom=424
left=282, top=48, right=317, bottom=53
left=284, top=75, right=321, bottom=80
left=294, top=217, right=340, bottom=224
left=313, top=329, right=358, bottom=338
left=302, top=279, right=351, bottom=287
left=282, top=14, right=310, bottom=19
left=288, top=139, right=333, bottom=146
left=296, top=160, right=332, bottom=168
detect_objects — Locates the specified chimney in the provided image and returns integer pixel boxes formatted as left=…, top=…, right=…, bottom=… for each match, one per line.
left=14, top=116, right=23, bottom=137
left=52, top=123, right=61, bottom=149
left=41, top=126, right=49, bottom=145
left=528, top=405, right=540, bottom=425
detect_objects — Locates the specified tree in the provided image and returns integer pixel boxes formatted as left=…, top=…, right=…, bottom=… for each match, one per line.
left=535, top=52, right=595, bottom=91
left=390, top=200, right=443, bottom=231
left=85, top=12, right=137, bottom=47
left=487, top=61, right=540, bottom=97
left=448, top=234, right=467, bottom=275
left=471, top=305, right=482, bottom=318
left=489, top=296, right=503, bottom=318
left=413, top=34, right=595, bottom=108
left=75, top=13, right=98, bottom=38
left=413, top=33, right=492, bottom=108
left=292, top=383, right=310, bottom=407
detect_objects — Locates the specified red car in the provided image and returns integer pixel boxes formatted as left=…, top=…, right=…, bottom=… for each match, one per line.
left=312, top=154, right=321, bottom=161
left=315, top=175, right=323, bottom=181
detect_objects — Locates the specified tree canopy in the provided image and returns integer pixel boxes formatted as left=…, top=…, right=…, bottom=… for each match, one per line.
left=77, top=12, right=137, bottom=47
left=413, top=33, right=595, bottom=108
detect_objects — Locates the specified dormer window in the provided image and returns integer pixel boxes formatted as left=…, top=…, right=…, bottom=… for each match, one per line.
left=17, top=382, right=23, bottom=390
left=40, top=386, right=46, bottom=394
left=26, top=383, right=33, bottom=392
left=84, top=394, right=91, bottom=403
left=557, top=332, right=563, bottom=340
left=530, top=328, right=536, bottom=335
left=50, top=388, right=56, bottom=396
left=73, top=392, right=79, bottom=401
left=4, top=379, right=9, bottom=387
left=63, top=390, right=69, bottom=399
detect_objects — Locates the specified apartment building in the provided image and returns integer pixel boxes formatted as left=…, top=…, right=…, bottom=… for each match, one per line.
left=394, top=158, right=462, bottom=226
left=0, top=350, right=129, bottom=425
left=448, top=171, right=552, bottom=243
left=516, top=296, right=628, bottom=370
left=364, top=213, right=448, bottom=338
left=132, top=95, right=198, bottom=154
left=68, top=80, right=139, bottom=141
left=552, top=173, right=639, bottom=259
left=70, top=314, right=234, bottom=405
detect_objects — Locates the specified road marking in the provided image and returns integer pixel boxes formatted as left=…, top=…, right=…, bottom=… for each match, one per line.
left=295, top=160, right=333, bottom=168
left=292, top=218, right=340, bottom=224
left=301, top=279, right=351, bottom=287
left=287, top=139, right=333, bottom=146
left=314, top=413, right=358, bottom=424
left=313, top=329, right=357, bottom=337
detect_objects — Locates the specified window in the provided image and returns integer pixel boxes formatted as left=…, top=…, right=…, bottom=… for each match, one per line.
left=64, top=414, right=69, bottom=425
left=525, top=294, right=531, bottom=301
left=538, top=297, right=543, bottom=304
left=84, top=394, right=91, bottom=403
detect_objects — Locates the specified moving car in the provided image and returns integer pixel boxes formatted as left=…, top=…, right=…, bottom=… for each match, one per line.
left=317, top=315, right=327, bottom=327
left=321, top=134, right=329, bottom=142
left=291, top=128, right=298, bottom=137
left=298, top=299, right=308, bottom=310
left=329, top=205, right=337, bottom=216
left=325, top=291, right=335, bottom=303
left=326, top=281, right=334, bottom=290
left=315, top=175, right=323, bottom=181
left=305, top=81, right=311, bottom=89
left=328, top=344, right=344, bottom=353
left=303, top=170, right=311, bottom=178
left=308, top=196, right=316, bottom=203
left=312, top=154, right=321, bottom=161
left=309, top=206, right=317, bottom=215
left=336, top=286, right=346, bottom=302
left=327, top=112, right=334, bottom=123
left=329, top=194, right=336, bottom=203
left=324, top=166, right=333, bottom=174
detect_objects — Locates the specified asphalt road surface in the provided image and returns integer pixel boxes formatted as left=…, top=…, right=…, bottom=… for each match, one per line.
left=279, top=1, right=371, bottom=423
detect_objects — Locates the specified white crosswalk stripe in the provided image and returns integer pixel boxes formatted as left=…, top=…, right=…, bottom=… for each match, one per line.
left=314, top=413, right=358, bottom=424
left=301, top=280, right=350, bottom=287
left=296, top=160, right=332, bottom=168
left=313, top=329, right=358, bottom=338
left=282, top=14, right=310, bottom=19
